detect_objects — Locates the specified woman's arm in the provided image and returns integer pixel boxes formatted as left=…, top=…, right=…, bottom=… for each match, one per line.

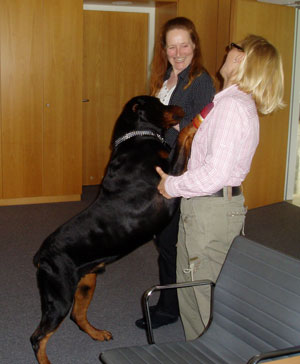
left=164, top=97, right=251, bottom=198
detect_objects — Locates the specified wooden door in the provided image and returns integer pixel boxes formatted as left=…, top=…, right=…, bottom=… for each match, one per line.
left=0, top=0, right=44, bottom=198
left=82, top=10, right=148, bottom=185
left=43, top=0, right=83, bottom=196
left=230, top=0, right=295, bottom=209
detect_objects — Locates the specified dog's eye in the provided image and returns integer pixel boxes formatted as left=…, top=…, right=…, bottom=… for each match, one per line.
left=132, top=103, right=139, bottom=112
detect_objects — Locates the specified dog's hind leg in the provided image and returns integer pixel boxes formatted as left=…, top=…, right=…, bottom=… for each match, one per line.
left=70, top=271, right=113, bottom=341
left=31, top=305, right=71, bottom=364
left=31, top=331, right=54, bottom=364
left=30, top=266, right=75, bottom=364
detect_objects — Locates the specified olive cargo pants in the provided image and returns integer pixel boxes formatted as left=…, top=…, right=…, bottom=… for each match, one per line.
left=177, top=192, right=246, bottom=340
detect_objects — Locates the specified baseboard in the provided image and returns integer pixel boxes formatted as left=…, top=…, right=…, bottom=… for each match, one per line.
left=0, top=194, right=81, bottom=206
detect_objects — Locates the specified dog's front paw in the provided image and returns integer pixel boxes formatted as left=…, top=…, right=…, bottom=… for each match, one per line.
left=93, top=329, right=113, bottom=341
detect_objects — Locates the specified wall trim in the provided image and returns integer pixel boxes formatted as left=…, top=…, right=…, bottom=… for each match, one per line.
left=0, top=195, right=81, bottom=206
left=285, top=9, right=300, bottom=200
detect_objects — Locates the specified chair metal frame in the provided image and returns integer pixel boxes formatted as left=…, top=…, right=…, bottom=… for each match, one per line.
left=142, top=280, right=300, bottom=363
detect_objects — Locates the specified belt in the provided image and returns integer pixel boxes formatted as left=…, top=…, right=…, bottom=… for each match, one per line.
left=209, top=186, right=242, bottom=198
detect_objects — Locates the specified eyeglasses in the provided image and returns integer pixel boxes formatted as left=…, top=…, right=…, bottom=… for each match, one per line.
left=229, top=42, right=244, bottom=52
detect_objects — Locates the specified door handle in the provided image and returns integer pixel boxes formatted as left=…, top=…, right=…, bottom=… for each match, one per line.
left=82, top=99, right=90, bottom=102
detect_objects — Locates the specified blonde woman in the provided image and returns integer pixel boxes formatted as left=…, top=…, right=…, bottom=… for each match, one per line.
left=156, top=35, right=285, bottom=340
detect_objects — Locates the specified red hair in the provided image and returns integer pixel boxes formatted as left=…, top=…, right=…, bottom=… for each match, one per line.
left=150, top=17, right=205, bottom=96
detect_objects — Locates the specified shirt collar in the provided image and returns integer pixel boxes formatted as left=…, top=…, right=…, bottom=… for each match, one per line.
left=165, top=64, right=191, bottom=81
left=214, top=84, right=238, bottom=102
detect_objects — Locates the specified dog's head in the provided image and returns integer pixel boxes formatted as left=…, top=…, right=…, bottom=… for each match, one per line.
left=112, top=95, right=185, bottom=142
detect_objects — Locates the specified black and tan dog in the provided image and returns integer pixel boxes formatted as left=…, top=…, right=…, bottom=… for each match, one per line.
left=30, top=95, right=197, bottom=364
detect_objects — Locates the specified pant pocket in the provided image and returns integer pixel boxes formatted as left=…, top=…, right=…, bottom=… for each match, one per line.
left=227, top=206, right=247, bottom=240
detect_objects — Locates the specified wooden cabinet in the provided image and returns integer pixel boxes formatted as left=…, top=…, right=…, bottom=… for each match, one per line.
left=0, top=0, right=82, bottom=205
left=43, top=0, right=83, bottom=197
left=0, top=0, right=44, bottom=200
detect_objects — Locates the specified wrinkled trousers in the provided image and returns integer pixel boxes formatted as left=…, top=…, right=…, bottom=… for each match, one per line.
left=177, top=192, right=247, bottom=340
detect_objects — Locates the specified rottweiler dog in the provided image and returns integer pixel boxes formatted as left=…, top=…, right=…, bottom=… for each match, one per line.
left=30, top=95, right=197, bottom=364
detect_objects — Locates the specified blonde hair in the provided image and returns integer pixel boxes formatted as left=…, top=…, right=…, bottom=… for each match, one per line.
left=233, top=35, right=285, bottom=114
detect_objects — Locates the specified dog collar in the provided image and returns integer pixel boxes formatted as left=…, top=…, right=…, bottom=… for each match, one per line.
left=114, top=131, right=166, bottom=148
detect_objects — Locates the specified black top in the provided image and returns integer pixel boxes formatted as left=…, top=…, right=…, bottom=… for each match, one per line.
left=164, top=66, right=215, bottom=148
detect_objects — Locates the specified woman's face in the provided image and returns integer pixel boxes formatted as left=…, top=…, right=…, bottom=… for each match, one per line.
left=165, top=28, right=195, bottom=74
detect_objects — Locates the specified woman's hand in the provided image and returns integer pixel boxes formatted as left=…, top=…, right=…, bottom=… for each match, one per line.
left=156, top=167, right=173, bottom=199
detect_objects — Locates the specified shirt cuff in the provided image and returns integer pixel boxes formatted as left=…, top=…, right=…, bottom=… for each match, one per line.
left=165, top=176, right=181, bottom=198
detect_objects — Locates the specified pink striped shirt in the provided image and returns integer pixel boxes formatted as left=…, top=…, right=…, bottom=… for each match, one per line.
left=165, top=85, right=259, bottom=198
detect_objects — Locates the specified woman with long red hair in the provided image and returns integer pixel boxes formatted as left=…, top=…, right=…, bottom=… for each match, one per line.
left=135, top=17, right=215, bottom=330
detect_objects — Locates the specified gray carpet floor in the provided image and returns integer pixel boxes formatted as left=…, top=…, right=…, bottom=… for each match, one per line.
left=0, top=186, right=299, bottom=364
left=245, top=200, right=300, bottom=259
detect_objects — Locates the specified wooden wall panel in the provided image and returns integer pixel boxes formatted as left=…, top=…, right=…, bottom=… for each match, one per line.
left=177, top=0, right=220, bottom=81
left=0, top=0, right=43, bottom=198
left=230, top=0, right=295, bottom=209
left=155, top=2, right=177, bottom=41
left=215, top=0, right=232, bottom=91
left=82, top=11, right=148, bottom=185
left=43, top=0, right=83, bottom=195
left=0, top=120, right=2, bottom=198
left=0, top=7, right=2, bottom=199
